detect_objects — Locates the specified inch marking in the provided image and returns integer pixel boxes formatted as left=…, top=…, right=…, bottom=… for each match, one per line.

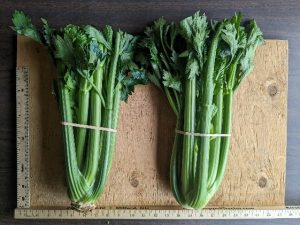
left=16, top=67, right=30, bottom=208
left=14, top=207, right=300, bottom=219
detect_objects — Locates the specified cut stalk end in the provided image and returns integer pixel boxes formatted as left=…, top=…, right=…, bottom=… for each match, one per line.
left=71, top=201, right=96, bottom=212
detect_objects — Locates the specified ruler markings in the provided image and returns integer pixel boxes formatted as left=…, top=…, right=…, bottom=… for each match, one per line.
left=16, top=67, right=30, bottom=208
left=14, top=207, right=300, bottom=219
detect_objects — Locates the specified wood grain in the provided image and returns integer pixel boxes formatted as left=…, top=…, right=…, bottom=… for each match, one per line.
left=17, top=36, right=288, bottom=209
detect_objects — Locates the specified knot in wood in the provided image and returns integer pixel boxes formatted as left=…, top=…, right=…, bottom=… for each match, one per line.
left=268, top=84, right=278, bottom=97
left=258, top=176, right=268, bottom=188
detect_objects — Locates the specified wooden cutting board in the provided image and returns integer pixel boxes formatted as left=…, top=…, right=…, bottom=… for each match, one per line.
left=17, top=36, right=288, bottom=209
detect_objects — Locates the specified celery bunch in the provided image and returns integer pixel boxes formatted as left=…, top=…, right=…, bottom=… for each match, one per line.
left=141, top=12, right=263, bottom=209
left=12, top=11, right=146, bottom=210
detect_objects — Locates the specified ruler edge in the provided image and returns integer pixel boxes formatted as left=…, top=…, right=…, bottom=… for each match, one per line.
left=16, top=66, right=30, bottom=208
left=14, top=207, right=300, bottom=220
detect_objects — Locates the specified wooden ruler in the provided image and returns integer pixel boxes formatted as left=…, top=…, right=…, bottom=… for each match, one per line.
left=16, top=67, right=30, bottom=208
left=14, top=207, right=300, bottom=219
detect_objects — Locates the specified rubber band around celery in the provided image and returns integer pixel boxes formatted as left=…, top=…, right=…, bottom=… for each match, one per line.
left=62, top=121, right=117, bottom=133
left=175, top=129, right=231, bottom=137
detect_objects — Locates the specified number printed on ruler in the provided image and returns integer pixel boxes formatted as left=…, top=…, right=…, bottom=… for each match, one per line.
left=16, top=67, right=30, bottom=208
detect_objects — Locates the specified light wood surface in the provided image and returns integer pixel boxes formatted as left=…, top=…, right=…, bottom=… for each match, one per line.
left=17, top=36, right=288, bottom=209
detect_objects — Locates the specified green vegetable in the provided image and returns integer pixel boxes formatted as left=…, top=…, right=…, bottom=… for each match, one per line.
left=141, top=12, right=263, bottom=209
left=12, top=10, right=146, bottom=210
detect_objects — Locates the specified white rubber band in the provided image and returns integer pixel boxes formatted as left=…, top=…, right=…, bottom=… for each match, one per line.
left=175, top=129, right=231, bottom=137
left=61, top=121, right=117, bottom=133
